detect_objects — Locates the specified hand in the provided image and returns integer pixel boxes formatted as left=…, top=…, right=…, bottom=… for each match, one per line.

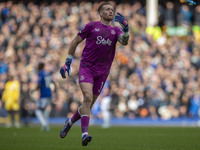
left=60, top=58, right=72, bottom=78
left=114, top=12, right=129, bottom=32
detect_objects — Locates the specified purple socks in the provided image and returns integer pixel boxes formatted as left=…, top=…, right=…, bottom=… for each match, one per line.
left=81, top=115, right=90, bottom=136
left=70, top=109, right=81, bottom=124
left=68, top=109, right=90, bottom=137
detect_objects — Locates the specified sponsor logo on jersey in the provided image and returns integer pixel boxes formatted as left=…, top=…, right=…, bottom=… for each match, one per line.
left=95, top=28, right=100, bottom=32
left=96, top=36, right=112, bottom=46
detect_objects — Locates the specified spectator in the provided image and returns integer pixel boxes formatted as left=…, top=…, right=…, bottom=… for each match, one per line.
left=100, top=82, right=112, bottom=128
left=194, top=5, right=200, bottom=26
left=0, top=1, right=199, bottom=123
left=178, top=5, right=192, bottom=25
left=34, top=61, right=57, bottom=132
left=189, top=90, right=200, bottom=118
left=2, top=75, right=21, bottom=128
left=164, top=2, right=176, bottom=26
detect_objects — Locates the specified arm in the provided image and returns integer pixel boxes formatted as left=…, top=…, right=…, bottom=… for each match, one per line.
left=68, top=35, right=83, bottom=56
left=60, top=35, right=83, bottom=78
left=118, top=33, right=129, bottom=46
left=114, top=12, right=129, bottom=46
left=31, top=80, right=41, bottom=94
left=36, top=83, right=41, bottom=91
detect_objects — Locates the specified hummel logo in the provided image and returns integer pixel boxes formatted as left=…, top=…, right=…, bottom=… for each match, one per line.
left=95, top=28, right=100, bottom=31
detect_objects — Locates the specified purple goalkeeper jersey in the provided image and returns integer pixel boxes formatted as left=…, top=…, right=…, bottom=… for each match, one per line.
left=78, top=21, right=123, bottom=75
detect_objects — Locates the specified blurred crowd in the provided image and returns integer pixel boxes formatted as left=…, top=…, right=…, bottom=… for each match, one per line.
left=0, top=0, right=200, bottom=125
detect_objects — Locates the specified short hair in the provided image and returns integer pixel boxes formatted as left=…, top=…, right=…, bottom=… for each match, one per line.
left=38, top=62, right=45, bottom=71
left=98, top=2, right=113, bottom=14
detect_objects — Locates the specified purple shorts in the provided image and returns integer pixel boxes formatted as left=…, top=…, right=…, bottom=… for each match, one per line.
left=79, top=64, right=108, bottom=95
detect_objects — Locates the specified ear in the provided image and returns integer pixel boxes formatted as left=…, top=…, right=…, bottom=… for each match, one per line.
left=99, top=10, right=103, bottom=17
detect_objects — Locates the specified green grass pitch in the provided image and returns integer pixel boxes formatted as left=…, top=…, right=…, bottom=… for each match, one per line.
left=0, top=125, right=200, bottom=150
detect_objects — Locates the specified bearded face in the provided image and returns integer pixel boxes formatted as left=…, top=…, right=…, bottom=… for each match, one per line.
left=100, top=5, right=114, bottom=22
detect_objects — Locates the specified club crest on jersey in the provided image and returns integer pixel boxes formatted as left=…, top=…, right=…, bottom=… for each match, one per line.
left=80, top=75, right=85, bottom=81
left=111, top=30, right=116, bottom=35
left=96, top=36, right=112, bottom=46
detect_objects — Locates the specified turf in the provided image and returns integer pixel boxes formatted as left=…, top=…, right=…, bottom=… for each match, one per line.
left=0, top=125, right=200, bottom=150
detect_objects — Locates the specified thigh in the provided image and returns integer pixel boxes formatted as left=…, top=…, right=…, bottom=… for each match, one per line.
left=90, top=95, right=98, bottom=109
left=5, top=100, right=12, bottom=111
left=79, top=65, right=104, bottom=105
left=80, top=82, right=93, bottom=97
left=80, top=83, right=99, bottom=109
left=79, top=65, right=94, bottom=84
left=79, top=65, right=95, bottom=98
left=12, top=102, right=20, bottom=111
left=37, top=98, right=51, bottom=110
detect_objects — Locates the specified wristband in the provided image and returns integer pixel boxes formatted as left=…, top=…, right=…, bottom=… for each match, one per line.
left=67, top=54, right=73, bottom=59
left=123, top=32, right=129, bottom=37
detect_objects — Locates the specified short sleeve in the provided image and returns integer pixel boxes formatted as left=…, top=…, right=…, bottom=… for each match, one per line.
left=77, top=23, right=92, bottom=40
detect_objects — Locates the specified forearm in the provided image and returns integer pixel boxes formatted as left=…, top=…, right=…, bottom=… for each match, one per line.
left=118, top=32, right=129, bottom=46
left=122, top=32, right=129, bottom=45
left=61, top=36, right=83, bottom=78
left=67, top=35, right=83, bottom=57
left=68, top=40, right=78, bottom=56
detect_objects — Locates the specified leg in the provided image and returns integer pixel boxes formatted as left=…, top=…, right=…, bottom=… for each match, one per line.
left=79, top=82, right=93, bottom=115
left=13, top=102, right=21, bottom=128
left=60, top=65, right=94, bottom=139
left=101, top=94, right=112, bottom=128
left=91, top=95, right=98, bottom=109
left=80, top=75, right=108, bottom=146
left=5, top=102, right=12, bottom=128
left=43, top=105, right=51, bottom=131
left=35, top=109, right=48, bottom=128
left=79, top=83, right=93, bottom=134
left=6, top=111, right=12, bottom=128
left=43, top=99, right=52, bottom=131
left=60, top=82, right=94, bottom=140
left=13, top=110, right=21, bottom=128
left=79, top=82, right=95, bottom=146
left=60, top=103, right=82, bottom=138
left=44, top=98, right=51, bottom=119
left=35, top=98, right=48, bottom=131
left=60, top=106, right=82, bottom=138
left=78, top=95, right=98, bottom=114
left=102, top=111, right=111, bottom=128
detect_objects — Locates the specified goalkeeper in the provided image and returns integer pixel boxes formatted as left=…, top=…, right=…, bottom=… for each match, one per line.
left=59, top=2, right=129, bottom=146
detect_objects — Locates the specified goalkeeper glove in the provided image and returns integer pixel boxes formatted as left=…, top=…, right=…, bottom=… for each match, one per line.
left=60, top=56, right=72, bottom=78
left=114, top=12, right=129, bottom=32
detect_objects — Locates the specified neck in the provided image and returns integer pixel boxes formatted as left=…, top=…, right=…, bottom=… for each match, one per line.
left=100, top=19, right=111, bottom=26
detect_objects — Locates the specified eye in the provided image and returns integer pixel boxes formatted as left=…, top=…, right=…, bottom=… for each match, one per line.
left=107, top=8, right=113, bottom=12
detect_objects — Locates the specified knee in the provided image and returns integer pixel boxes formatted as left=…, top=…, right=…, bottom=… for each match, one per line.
left=46, top=105, right=51, bottom=111
left=84, top=93, right=93, bottom=105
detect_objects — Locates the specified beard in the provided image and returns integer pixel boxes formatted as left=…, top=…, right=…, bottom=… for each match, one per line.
left=103, top=15, right=113, bottom=22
